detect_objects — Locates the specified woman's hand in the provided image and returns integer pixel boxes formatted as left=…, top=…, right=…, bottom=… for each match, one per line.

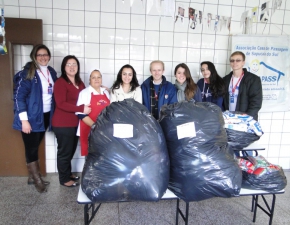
left=83, top=104, right=91, bottom=114
left=22, top=120, right=32, bottom=134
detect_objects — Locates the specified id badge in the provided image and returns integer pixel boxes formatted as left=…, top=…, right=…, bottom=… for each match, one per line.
left=48, top=85, right=53, bottom=94
left=230, top=95, right=234, bottom=103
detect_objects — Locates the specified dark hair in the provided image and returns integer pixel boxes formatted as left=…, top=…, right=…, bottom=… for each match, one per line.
left=174, top=63, right=197, bottom=101
left=111, top=64, right=139, bottom=93
left=60, top=55, right=82, bottom=86
left=26, top=44, right=51, bottom=80
left=230, top=51, right=245, bottom=61
left=200, top=61, right=226, bottom=98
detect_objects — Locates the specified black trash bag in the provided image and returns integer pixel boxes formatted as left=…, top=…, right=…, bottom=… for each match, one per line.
left=241, top=155, right=287, bottom=191
left=159, top=101, right=242, bottom=202
left=226, top=129, right=260, bottom=151
left=81, top=99, right=169, bottom=203
left=224, top=111, right=261, bottom=151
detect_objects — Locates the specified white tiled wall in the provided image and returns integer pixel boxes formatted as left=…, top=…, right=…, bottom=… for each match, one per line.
left=5, top=0, right=290, bottom=171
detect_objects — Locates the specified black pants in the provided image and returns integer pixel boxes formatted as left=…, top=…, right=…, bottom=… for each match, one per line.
left=53, top=127, right=78, bottom=184
left=21, top=112, right=50, bottom=163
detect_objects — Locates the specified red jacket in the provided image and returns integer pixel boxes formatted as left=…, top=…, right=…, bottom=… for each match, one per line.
left=52, top=77, right=85, bottom=127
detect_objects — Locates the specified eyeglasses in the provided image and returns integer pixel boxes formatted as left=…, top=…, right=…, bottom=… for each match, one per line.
left=66, top=63, right=78, bottom=67
left=230, top=59, right=243, bottom=63
left=36, top=54, right=49, bottom=57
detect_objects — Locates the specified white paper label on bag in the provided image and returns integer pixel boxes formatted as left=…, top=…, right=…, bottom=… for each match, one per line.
left=176, top=122, right=196, bottom=140
left=113, top=124, right=133, bottom=138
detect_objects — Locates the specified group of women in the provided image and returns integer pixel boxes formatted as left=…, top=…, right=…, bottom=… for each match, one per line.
left=13, top=44, right=226, bottom=193
left=175, top=62, right=225, bottom=110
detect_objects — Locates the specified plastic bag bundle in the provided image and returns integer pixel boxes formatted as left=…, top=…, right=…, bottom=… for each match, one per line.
left=241, top=155, right=287, bottom=191
left=223, top=111, right=262, bottom=151
left=81, top=99, right=169, bottom=203
left=159, top=101, right=242, bottom=202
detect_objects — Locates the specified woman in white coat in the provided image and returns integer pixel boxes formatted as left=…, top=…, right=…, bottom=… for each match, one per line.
left=111, top=64, right=142, bottom=103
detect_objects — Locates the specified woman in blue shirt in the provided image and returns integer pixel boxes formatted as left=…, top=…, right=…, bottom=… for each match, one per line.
left=197, top=61, right=225, bottom=110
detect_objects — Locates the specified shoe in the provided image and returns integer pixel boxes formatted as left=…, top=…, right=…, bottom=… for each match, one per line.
left=28, top=172, right=50, bottom=186
left=27, top=161, right=47, bottom=193
left=60, top=181, right=79, bottom=188
left=36, top=161, right=50, bottom=185
left=70, top=175, right=80, bottom=181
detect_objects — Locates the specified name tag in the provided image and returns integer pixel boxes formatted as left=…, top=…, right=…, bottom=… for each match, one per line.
left=48, top=86, right=53, bottom=94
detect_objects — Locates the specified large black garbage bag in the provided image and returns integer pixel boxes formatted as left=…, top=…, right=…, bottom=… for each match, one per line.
left=224, top=111, right=261, bottom=151
left=226, top=129, right=260, bottom=151
left=81, top=99, right=169, bottom=203
left=241, top=155, right=287, bottom=191
left=159, top=101, right=242, bottom=202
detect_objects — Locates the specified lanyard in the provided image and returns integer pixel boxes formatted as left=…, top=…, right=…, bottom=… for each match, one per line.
left=39, top=69, right=51, bottom=87
left=202, top=79, right=209, bottom=97
left=154, top=83, right=163, bottom=101
left=231, top=73, right=244, bottom=94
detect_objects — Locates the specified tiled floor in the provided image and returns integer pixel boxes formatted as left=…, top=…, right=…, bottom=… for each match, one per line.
left=0, top=171, right=289, bottom=225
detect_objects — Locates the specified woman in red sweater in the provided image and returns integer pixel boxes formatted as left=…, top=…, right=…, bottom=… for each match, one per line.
left=52, top=55, right=91, bottom=187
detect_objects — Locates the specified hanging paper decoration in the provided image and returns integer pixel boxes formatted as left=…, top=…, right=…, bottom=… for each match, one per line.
left=214, top=15, right=220, bottom=31
left=146, top=0, right=154, bottom=14
left=0, top=7, right=7, bottom=55
left=155, top=0, right=162, bottom=14
left=219, top=16, right=228, bottom=31
left=227, top=17, right=231, bottom=31
left=162, top=0, right=175, bottom=17
left=260, top=1, right=270, bottom=23
left=240, top=10, right=248, bottom=27
left=251, top=6, right=258, bottom=22
left=272, top=0, right=282, bottom=14
left=175, top=5, right=185, bottom=23
left=198, top=11, right=202, bottom=24
left=207, top=13, right=212, bottom=28
left=188, top=8, right=197, bottom=29
left=245, top=16, right=252, bottom=34
left=133, top=0, right=280, bottom=34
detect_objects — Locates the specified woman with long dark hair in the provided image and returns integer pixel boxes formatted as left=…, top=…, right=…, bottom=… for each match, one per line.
left=174, top=63, right=202, bottom=102
left=111, top=64, right=142, bottom=103
left=13, top=44, right=57, bottom=193
left=52, top=55, right=91, bottom=187
left=197, top=61, right=225, bottom=110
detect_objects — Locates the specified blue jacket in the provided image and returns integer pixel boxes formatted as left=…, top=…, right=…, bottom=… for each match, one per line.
left=197, top=78, right=224, bottom=110
left=13, top=63, right=58, bottom=132
left=141, top=76, right=177, bottom=118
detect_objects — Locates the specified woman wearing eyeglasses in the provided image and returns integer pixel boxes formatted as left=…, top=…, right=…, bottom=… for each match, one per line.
left=13, top=44, right=57, bottom=193
left=223, top=51, right=262, bottom=120
left=52, top=55, right=91, bottom=187
left=197, top=61, right=225, bottom=110
left=76, top=69, right=110, bottom=156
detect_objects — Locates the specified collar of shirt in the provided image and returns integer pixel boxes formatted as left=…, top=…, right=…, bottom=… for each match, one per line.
left=88, top=85, right=106, bottom=95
